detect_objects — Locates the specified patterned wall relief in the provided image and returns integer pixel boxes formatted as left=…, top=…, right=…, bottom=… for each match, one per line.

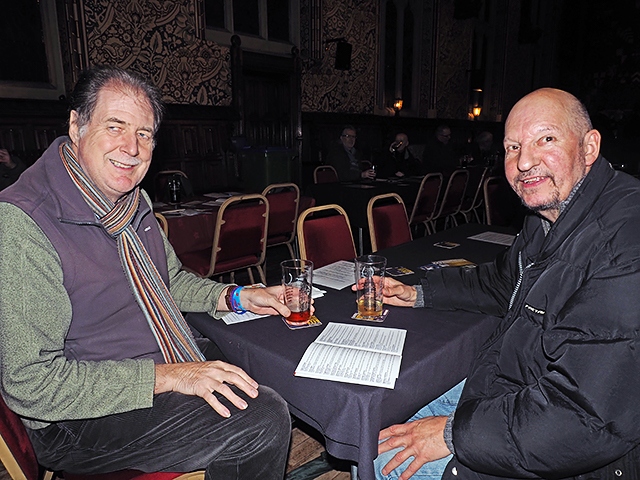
left=300, top=0, right=378, bottom=114
left=434, top=1, right=473, bottom=120
left=82, top=0, right=231, bottom=106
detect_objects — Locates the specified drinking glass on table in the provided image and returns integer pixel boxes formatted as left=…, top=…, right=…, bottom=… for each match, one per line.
left=354, top=255, right=387, bottom=319
left=281, top=259, right=314, bottom=326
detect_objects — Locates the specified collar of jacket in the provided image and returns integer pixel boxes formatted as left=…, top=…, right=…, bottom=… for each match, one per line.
left=520, top=155, right=614, bottom=264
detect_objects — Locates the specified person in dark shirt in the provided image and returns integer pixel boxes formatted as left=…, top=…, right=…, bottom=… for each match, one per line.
left=379, top=133, right=422, bottom=178
left=422, top=125, right=459, bottom=175
left=0, top=148, right=26, bottom=191
left=326, top=125, right=376, bottom=181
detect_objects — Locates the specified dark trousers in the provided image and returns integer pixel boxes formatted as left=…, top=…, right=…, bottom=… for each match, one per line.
left=27, top=386, right=291, bottom=479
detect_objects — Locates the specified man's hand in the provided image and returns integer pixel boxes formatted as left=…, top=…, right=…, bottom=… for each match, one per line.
left=378, top=416, right=450, bottom=480
left=361, top=168, right=376, bottom=180
left=352, top=276, right=417, bottom=307
left=240, top=284, right=302, bottom=318
left=155, top=361, right=259, bottom=418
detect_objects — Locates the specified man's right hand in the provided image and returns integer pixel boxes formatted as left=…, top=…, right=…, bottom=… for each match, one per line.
left=154, top=361, right=259, bottom=418
left=351, top=277, right=418, bottom=307
left=381, top=277, right=418, bottom=307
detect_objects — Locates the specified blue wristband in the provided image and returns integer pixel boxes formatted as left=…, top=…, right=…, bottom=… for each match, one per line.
left=231, top=286, right=246, bottom=314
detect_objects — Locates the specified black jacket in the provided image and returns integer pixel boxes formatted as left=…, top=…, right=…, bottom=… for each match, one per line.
left=423, top=156, right=640, bottom=479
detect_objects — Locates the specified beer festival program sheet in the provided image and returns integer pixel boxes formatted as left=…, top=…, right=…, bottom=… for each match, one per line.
left=294, top=322, right=406, bottom=389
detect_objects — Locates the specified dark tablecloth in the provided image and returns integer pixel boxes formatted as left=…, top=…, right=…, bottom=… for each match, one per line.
left=187, top=223, right=516, bottom=479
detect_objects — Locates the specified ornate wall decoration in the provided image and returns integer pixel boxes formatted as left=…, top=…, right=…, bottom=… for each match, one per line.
left=300, top=0, right=378, bottom=114
left=83, top=0, right=231, bottom=106
left=434, top=1, right=473, bottom=120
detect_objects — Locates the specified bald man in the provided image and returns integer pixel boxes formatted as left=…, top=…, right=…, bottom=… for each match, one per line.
left=373, top=88, right=640, bottom=479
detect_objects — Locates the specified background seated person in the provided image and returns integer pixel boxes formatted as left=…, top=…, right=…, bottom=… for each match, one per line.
left=422, top=124, right=459, bottom=175
left=326, top=125, right=376, bottom=181
left=378, top=133, right=422, bottom=178
left=0, top=148, right=27, bottom=191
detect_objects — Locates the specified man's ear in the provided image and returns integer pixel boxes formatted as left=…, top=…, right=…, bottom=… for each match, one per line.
left=583, top=129, right=601, bottom=167
left=68, top=110, right=80, bottom=145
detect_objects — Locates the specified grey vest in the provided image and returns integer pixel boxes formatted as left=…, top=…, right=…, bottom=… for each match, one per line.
left=0, top=137, right=167, bottom=363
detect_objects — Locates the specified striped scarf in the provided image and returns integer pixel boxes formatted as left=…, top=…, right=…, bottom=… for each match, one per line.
left=60, top=142, right=204, bottom=363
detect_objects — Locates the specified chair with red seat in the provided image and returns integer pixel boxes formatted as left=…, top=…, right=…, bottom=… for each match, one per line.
left=0, top=393, right=204, bottom=480
left=458, top=166, right=489, bottom=224
left=408, top=172, right=443, bottom=236
left=429, top=168, right=469, bottom=231
left=483, top=175, right=526, bottom=229
left=179, top=194, right=269, bottom=284
left=367, top=193, right=412, bottom=252
left=313, top=165, right=339, bottom=184
left=297, top=204, right=356, bottom=268
left=261, top=182, right=300, bottom=259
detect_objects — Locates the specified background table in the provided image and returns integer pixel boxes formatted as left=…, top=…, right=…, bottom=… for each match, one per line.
left=187, top=223, right=515, bottom=479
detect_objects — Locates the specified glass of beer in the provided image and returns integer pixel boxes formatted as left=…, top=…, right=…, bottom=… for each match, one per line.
left=354, top=255, right=387, bottom=319
left=281, top=259, right=313, bottom=326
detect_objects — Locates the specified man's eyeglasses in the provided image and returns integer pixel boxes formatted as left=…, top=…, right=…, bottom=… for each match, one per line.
left=341, top=134, right=357, bottom=139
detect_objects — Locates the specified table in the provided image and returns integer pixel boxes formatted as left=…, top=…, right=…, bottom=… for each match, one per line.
left=187, top=223, right=515, bottom=479
left=308, top=178, right=422, bottom=253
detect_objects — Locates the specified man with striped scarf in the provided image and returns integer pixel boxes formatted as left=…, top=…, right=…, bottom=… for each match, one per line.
left=0, top=65, right=291, bottom=479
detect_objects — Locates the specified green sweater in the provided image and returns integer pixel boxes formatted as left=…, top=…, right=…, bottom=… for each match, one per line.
left=0, top=199, right=228, bottom=429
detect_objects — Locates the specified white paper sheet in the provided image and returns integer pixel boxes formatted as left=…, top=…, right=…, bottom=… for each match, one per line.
left=313, top=260, right=355, bottom=290
left=294, top=322, right=406, bottom=389
left=467, top=231, right=515, bottom=246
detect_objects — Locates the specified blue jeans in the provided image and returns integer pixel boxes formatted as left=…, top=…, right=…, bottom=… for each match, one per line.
left=28, top=386, right=291, bottom=480
left=374, top=380, right=465, bottom=480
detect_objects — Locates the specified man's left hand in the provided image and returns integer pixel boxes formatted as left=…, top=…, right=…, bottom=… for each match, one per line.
left=378, top=416, right=450, bottom=480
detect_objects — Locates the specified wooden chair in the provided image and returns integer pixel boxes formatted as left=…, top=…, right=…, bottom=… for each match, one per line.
left=313, top=165, right=339, bottom=184
left=154, top=212, right=169, bottom=236
left=297, top=204, right=356, bottom=268
left=367, top=193, right=412, bottom=252
left=459, top=167, right=489, bottom=224
left=261, top=182, right=300, bottom=259
left=0, top=393, right=204, bottom=480
left=408, top=173, right=443, bottom=236
left=179, top=194, right=269, bottom=284
left=429, top=169, right=469, bottom=231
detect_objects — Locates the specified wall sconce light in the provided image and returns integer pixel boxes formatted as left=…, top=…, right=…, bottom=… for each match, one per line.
left=393, top=98, right=403, bottom=116
left=470, top=88, right=483, bottom=120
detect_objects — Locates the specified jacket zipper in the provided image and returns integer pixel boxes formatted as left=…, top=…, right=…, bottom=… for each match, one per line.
left=508, top=251, right=534, bottom=310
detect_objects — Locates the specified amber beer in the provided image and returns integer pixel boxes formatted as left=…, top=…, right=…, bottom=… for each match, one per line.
left=355, top=255, right=387, bottom=319
left=281, top=259, right=313, bottom=326
left=357, top=290, right=383, bottom=318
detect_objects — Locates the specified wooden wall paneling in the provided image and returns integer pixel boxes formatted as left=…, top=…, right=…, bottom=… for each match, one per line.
left=180, top=125, right=200, bottom=157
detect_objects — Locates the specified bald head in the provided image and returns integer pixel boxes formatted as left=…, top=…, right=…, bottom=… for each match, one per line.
left=506, top=88, right=593, bottom=142
left=503, top=88, right=601, bottom=222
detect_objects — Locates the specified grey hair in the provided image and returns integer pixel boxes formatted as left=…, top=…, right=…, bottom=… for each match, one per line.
left=69, top=65, right=164, bottom=137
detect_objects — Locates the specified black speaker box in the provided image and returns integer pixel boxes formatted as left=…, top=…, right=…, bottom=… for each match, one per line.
left=335, top=42, right=352, bottom=70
